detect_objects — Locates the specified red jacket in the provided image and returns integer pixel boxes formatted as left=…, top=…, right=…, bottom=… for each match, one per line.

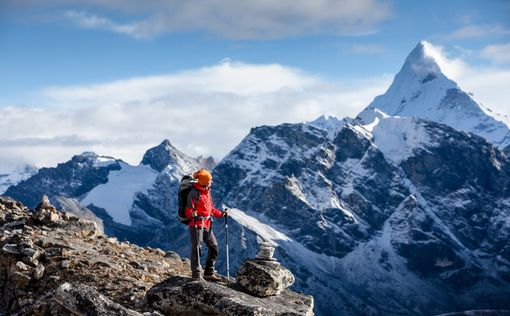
left=185, top=183, right=223, bottom=229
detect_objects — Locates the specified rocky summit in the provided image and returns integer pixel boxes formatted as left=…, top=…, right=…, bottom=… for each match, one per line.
left=146, top=276, right=313, bottom=316
left=0, top=196, right=313, bottom=315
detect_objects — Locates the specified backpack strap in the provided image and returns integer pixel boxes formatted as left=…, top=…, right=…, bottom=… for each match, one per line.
left=190, top=188, right=202, bottom=224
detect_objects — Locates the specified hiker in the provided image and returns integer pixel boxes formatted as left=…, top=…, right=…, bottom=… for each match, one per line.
left=185, top=169, right=228, bottom=281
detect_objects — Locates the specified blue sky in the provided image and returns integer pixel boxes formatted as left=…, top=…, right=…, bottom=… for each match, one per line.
left=0, top=0, right=509, bottom=169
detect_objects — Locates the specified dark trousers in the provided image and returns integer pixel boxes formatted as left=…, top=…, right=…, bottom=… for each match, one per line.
left=189, top=226, right=218, bottom=277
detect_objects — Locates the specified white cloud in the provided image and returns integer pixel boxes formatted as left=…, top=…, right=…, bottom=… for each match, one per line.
left=63, top=11, right=147, bottom=38
left=444, top=24, right=510, bottom=39
left=3, top=43, right=509, bottom=173
left=424, top=43, right=510, bottom=120
left=480, top=42, right=510, bottom=64
left=0, top=61, right=391, bottom=171
left=43, top=0, right=392, bottom=39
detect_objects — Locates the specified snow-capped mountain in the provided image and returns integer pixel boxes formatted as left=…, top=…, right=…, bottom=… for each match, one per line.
left=4, top=140, right=205, bottom=245
left=212, top=116, right=510, bottom=315
left=358, top=41, right=510, bottom=149
left=4, top=41, right=510, bottom=315
left=81, top=140, right=204, bottom=244
left=4, top=153, right=122, bottom=207
left=0, top=164, right=38, bottom=195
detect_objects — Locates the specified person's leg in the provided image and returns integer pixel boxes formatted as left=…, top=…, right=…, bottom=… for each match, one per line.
left=189, top=226, right=203, bottom=279
left=203, top=229, right=219, bottom=276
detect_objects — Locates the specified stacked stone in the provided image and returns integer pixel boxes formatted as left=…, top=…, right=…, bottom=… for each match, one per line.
left=236, top=241, right=295, bottom=297
left=145, top=241, right=313, bottom=315
left=32, top=195, right=60, bottom=225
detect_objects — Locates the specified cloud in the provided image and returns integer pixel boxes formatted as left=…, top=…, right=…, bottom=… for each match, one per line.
left=340, top=43, right=387, bottom=54
left=444, top=24, right=510, bottom=39
left=9, top=0, right=392, bottom=39
left=63, top=11, right=149, bottom=39
left=480, top=42, right=510, bottom=64
left=3, top=44, right=509, bottom=172
left=0, top=61, right=391, bottom=170
left=424, top=43, right=510, bottom=121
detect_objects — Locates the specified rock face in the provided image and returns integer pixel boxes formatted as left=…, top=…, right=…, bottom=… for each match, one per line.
left=196, top=155, right=217, bottom=171
left=212, top=115, right=510, bottom=315
left=0, top=196, right=314, bottom=316
left=146, top=276, right=313, bottom=316
left=504, top=144, right=510, bottom=157
left=237, top=259, right=295, bottom=297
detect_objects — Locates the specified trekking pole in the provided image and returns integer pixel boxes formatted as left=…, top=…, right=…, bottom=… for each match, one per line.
left=225, top=211, right=230, bottom=283
left=195, top=217, right=201, bottom=274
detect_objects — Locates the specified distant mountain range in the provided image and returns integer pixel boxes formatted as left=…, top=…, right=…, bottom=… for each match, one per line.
left=3, top=41, right=510, bottom=315
left=0, top=164, right=38, bottom=195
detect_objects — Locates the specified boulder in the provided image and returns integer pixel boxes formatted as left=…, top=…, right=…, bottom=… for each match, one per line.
left=237, top=259, right=295, bottom=297
left=146, top=276, right=314, bottom=316
left=27, top=282, right=143, bottom=316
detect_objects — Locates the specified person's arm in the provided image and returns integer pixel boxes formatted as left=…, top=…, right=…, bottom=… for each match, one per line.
left=211, top=207, right=224, bottom=218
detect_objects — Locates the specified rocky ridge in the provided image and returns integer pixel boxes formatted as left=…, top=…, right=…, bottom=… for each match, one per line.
left=0, top=196, right=313, bottom=315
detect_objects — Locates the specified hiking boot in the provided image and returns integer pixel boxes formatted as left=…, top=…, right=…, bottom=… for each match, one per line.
left=192, top=273, right=204, bottom=282
left=203, top=272, right=223, bottom=282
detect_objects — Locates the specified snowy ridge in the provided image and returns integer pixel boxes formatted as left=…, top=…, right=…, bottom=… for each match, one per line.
left=215, top=104, right=510, bottom=314
left=221, top=123, right=328, bottom=188
left=307, top=115, right=351, bottom=138
left=368, top=114, right=439, bottom=164
left=229, top=207, right=340, bottom=275
left=80, top=139, right=202, bottom=227
left=81, top=162, right=158, bottom=225
left=358, top=41, right=510, bottom=148
left=0, top=164, right=38, bottom=194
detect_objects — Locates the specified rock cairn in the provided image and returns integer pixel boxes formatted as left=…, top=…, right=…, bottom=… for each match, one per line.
left=146, top=241, right=313, bottom=315
left=236, top=241, right=295, bottom=297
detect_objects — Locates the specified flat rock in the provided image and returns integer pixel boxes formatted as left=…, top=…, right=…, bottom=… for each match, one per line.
left=146, top=276, right=313, bottom=316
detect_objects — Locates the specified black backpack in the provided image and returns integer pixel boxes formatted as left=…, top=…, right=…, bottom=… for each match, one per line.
left=177, top=175, right=198, bottom=224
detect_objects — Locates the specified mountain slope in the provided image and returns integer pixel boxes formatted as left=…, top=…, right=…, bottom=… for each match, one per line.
left=78, top=140, right=202, bottom=245
left=0, top=164, right=38, bottom=195
left=358, top=41, right=510, bottom=148
left=212, top=116, right=510, bottom=315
